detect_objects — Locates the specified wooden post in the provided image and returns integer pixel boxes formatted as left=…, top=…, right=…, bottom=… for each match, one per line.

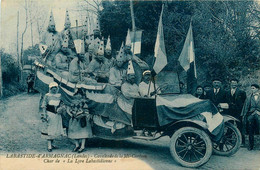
left=17, top=11, right=20, bottom=62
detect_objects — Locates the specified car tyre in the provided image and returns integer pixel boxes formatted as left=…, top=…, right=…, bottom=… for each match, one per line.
left=213, top=122, right=241, bottom=156
left=170, top=127, right=212, bottom=168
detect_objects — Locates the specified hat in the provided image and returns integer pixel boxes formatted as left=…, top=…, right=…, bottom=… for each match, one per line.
left=49, top=82, right=58, bottom=88
left=251, top=84, right=260, bottom=89
left=127, top=60, right=135, bottom=75
left=97, top=40, right=104, bottom=56
left=83, top=16, right=88, bottom=35
left=212, top=77, right=222, bottom=82
left=230, top=78, right=239, bottom=83
left=64, top=9, right=71, bottom=27
left=125, top=29, right=131, bottom=47
left=93, top=17, right=100, bottom=31
left=74, top=39, right=85, bottom=54
left=89, top=17, right=94, bottom=36
left=196, top=85, right=203, bottom=89
left=116, top=42, right=124, bottom=62
left=62, top=35, right=69, bottom=48
left=93, top=37, right=101, bottom=54
left=48, top=10, right=55, bottom=27
left=203, top=82, right=212, bottom=88
left=105, top=36, right=111, bottom=51
left=142, top=70, right=151, bottom=76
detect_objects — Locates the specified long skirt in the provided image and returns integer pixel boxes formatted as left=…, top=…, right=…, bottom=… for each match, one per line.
left=41, top=111, right=64, bottom=140
left=68, top=117, right=92, bottom=139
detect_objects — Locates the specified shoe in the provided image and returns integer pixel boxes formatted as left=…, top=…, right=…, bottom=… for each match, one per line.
left=72, top=146, right=80, bottom=152
left=47, top=148, right=52, bottom=152
left=78, top=148, right=85, bottom=153
left=240, top=144, right=246, bottom=148
left=52, top=145, right=58, bottom=149
left=247, top=146, right=253, bottom=151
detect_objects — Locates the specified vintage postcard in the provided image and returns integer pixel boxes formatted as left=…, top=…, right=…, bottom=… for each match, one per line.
left=1, top=0, right=260, bottom=169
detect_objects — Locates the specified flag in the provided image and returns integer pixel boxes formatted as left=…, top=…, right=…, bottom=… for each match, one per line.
left=156, top=94, right=224, bottom=141
left=130, top=30, right=142, bottom=55
left=153, top=5, right=167, bottom=74
left=178, top=22, right=197, bottom=94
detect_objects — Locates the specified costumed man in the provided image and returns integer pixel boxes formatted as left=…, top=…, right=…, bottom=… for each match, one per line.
left=123, top=29, right=149, bottom=70
left=206, top=78, right=227, bottom=108
left=241, top=84, right=260, bottom=150
left=40, top=10, right=62, bottom=67
left=139, top=70, right=158, bottom=98
left=60, top=9, right=76, bottom=52
left=68, top=39, right=88, bottom=83
left=105, top=36, right=116, bottom=69
left=93, top=17, right=101, bottom=40
left=86, top=40, right=110, bottom=83
left=118, top=60, right=140, bottom=117
left=109, top=44, right=127, bottom=87
left=226, top=78, right=246, bottom=144
left=54, top=35, right=74, bottom=79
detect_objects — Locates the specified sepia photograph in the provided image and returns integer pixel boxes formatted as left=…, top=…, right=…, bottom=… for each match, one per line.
left=0, top=0, right=260, bottom=169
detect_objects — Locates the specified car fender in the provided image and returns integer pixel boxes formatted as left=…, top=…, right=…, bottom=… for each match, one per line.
left=164, top=119, right=209, bottom=136
left=222, top=115, right=240, bottom=122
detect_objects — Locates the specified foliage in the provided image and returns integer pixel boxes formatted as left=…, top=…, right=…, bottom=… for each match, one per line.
left=22, top=44, right=41, bottom=65
left=1, top=49, right=19, bottom=84
left=99, top=0, right=260, bottom=85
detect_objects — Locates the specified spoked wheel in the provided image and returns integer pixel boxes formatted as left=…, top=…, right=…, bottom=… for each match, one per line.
left=213, top=122, right=241, bottom=156
left=170, top=127, right=212, bottom=168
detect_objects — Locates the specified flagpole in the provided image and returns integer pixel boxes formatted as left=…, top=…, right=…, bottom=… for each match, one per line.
left=148, top=4, right=165, bottom=96
left=130, top=0, right=136, bottom=55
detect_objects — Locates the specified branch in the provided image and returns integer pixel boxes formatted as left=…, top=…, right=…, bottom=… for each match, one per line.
left=83, top=0, right=99, bottom=11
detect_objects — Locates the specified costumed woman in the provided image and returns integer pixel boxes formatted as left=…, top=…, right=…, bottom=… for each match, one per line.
left=41, top=82, right=65, bottom=152
left=67, top=90, right=92, bottom=153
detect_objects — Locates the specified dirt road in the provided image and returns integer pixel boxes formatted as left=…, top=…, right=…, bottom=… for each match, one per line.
left=0, top=93, right=260, bottom=170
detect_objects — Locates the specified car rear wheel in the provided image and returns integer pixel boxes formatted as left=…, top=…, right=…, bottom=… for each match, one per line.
left=213, top=122, right=241, bottom=156
left=170, top=127, right=212, bottom=168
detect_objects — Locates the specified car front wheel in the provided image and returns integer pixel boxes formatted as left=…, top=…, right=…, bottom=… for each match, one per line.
left=170, top=127, right=212, bottom=168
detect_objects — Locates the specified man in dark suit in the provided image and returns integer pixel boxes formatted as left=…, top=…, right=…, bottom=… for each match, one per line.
left=207, top=78, right=227, bottom=107
left=226, top=78, right=246, bottom=144
left=241, top=84, right=260, bottom=150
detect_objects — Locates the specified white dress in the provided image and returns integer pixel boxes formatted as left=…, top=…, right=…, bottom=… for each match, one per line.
left=41, top=93, right=64, bottom=139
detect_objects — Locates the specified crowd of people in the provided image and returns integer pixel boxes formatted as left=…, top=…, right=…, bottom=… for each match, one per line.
left=38, top=10, right=159, bottom=152
left=193, top=79, right=260, bottom=150
left=38, top=10, right=259, bottom=152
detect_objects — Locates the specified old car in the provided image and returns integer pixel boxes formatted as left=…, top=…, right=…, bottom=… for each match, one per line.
left=34, top=62, right=241, bottom=168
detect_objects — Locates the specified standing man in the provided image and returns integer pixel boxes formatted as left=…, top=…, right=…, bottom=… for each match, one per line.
left=241, top=84, right=260, bottom=150
left=40, top=11, right=61, bottom=67
left=194, top=85, right=205, bottom=99
left=26, top=73, right=34, bottom=93
left=207, top=78, right=227, bottom=107
left=226, top=78, right=246, bottom=142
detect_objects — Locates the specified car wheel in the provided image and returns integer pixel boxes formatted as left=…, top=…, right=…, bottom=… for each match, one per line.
left=170, top=127, right=212, bottom=168
left=213, top=122, right=241, bottom=156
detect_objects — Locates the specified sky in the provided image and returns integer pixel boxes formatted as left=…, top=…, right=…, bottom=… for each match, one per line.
left=0, top=0, right=96, bottom=54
